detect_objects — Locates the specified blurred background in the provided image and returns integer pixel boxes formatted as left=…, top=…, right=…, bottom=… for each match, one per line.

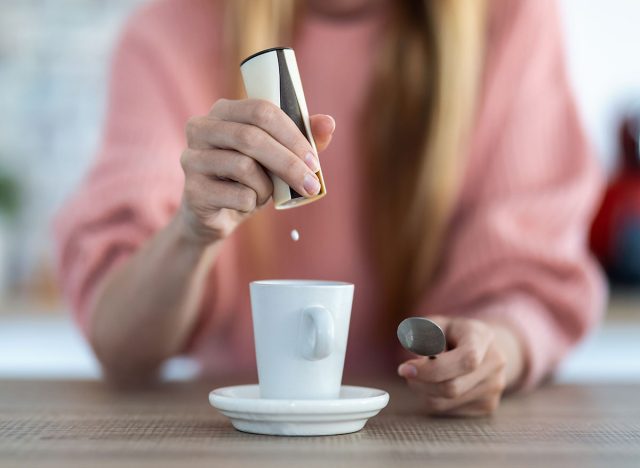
left=0, top=0, right=639, bottom=380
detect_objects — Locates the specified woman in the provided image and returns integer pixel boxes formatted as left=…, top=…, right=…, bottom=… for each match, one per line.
left=55, top=0, right=605, bottom=416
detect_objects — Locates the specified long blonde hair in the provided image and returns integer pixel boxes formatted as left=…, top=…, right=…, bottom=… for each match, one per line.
left=225, top=1, right=487, bottom=334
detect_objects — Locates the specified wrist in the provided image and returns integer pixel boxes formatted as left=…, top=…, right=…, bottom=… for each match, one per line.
left=488, top=322, right=526, bottom=391
left=173, top=203, right=222, bottom=248
left=171, top=207, right=222, bottom=259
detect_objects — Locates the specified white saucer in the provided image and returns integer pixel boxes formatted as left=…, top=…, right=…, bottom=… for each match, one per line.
left=209, top=385, right=389, bottom=436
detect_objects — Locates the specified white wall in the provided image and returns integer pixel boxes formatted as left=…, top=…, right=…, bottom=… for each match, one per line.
left=0, top=0, right=146, bottom=292
left=559, top=0, right=640, bottom=172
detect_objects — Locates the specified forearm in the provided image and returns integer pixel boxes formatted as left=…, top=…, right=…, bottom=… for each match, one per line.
left=89, top=211, right=220, bottom=384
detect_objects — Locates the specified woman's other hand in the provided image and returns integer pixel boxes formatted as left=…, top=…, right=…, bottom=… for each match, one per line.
left=397, top=316, right=524, bottom=417
left=178, top=98, right=335, bottom=244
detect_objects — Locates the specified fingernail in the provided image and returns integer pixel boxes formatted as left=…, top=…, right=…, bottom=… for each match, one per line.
left=326, top=115, right=336, bottom=133
left=303, top=173, right=321, bottom=196
left=304, top=152, right=320, bottom=172
left=398, top=363, right=417, bottom=378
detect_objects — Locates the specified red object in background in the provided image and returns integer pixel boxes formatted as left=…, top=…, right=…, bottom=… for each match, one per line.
left=590, top=113, right=640, bottom=282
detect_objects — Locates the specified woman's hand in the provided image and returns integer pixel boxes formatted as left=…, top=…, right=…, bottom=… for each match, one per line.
left=397, top=316, right=524, bottom=417
left=178, top=98, right=335, bottom=244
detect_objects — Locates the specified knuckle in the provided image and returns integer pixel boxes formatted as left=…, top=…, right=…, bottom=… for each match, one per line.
left=493, top=374, right=507, bottom=394
left=257, top=190, right=273, bottom=207
left=183, top=178, right=199, bottom=201
left=450, top=317, right=465, bottom=328
left=235, top=125, right=262, bottom=150
left=489, top=384, right=503, bottom=396
left=235, top=156, right=257, bottom=177
left=260, top=178, right=274, bottom=202
left=210, top=98, right=228, bottom=114
left=485, top=397, right=500, bottom=413
left=185, top=116, right=202, bottom=144
left=440, top=379, right=462, bottom=399
left=495, top=352, right=507, bottom=371
left=428, top=398, right=449, bottom=413
left=462, top=350, right=481, bottom=372
left=237, top=189, right=257, bottom=212
left=251, top=100, right=277, bottom=125
left=180, top=149, right=191, bottom=170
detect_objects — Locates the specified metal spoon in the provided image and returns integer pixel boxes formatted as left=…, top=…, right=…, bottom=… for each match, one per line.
left=397, top=317, right=446, bottom=358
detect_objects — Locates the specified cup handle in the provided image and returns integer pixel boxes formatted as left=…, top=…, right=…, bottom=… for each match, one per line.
left=300, top=305, right=335, bottom=361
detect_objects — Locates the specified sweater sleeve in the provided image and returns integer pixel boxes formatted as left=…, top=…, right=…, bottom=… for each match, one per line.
left=420, top=0, right=607, bottom=389
left=53, top=9, right=190, bottom=335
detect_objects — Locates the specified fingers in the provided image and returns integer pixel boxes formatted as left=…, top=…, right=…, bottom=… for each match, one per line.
left=397, top=317, right=509, bottom=416
left=210, top=98, right=322, bottom=172
left=310, top=114, right=335, bottom=152
left=407, top=370, right=506, bottom=415
left=404, top=347, right=506, bottom=399
left=179, top=100, right=333, bottom=243
left=181, top=149, right=273, bottom=206
left=186, top=116, right=320, bottom=197
left=184, top=174, right=260, bottom=213
left=400, top=318, right=494, bottom=383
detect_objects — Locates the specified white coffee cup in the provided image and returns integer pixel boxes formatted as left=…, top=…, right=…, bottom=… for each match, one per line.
left=249, top=280, right=354, bottom=400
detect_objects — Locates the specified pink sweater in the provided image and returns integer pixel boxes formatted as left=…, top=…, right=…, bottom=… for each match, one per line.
left=55, top=0, right=605, bottom=387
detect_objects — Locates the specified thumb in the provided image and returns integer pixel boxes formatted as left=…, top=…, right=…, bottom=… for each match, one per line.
left=310, top=114, right=335, bottom=152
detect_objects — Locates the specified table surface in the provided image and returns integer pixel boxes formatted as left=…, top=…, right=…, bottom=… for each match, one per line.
left=1, top=378, right=639, bottom=468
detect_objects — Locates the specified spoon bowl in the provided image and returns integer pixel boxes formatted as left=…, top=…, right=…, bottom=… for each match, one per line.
left=397, top=317, right=446, bottom=357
